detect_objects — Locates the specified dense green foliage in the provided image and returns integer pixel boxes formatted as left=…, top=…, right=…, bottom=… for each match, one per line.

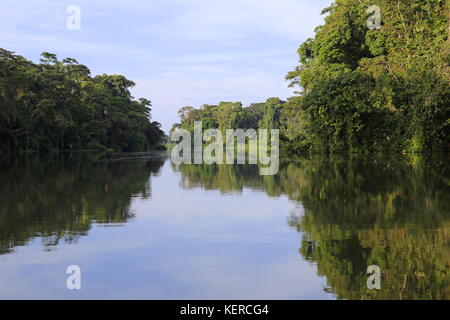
left=0, top=49, right=165, bottom=154
left=173, top=98, right=284, bottom=133
left=174, top=0, right=449, bottom=154
left=285, top=0, right=450, bottom=153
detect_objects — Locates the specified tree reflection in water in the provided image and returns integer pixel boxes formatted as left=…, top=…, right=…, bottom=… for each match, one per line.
left=174, top=155, right=450, bottom=300
left=0, top=153, right=165, bottom=254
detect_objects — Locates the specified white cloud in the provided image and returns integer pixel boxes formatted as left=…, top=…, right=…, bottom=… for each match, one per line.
left=137, top=0, right=329, bottom=42
left=0, top=0, right=331, bottom=131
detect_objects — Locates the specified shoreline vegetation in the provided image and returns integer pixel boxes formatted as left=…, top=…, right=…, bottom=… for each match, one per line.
left=0, top=50, right=166, bottom=156
left=172, top=0, right=449, bottom=155
left=1, top=1, right=449, bottom=158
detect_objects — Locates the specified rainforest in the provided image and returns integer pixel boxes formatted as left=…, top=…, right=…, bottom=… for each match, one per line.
left=0, top=0, right=448, bottom=302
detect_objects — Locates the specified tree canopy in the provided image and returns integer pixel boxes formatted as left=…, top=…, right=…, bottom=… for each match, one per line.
left=0, top=49, right=165, bottom=154
left=174, top=0, right=449, bottom=155
left=286, top=0, right=450, bottom=153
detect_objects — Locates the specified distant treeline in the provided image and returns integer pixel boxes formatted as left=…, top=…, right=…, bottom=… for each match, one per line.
left=173, top=0, right=449, bottom=154
left=0, top=49, right=165, bottom=154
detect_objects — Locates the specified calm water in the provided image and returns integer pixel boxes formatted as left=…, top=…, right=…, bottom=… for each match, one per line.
left=0, top=153, right=448, bottom=300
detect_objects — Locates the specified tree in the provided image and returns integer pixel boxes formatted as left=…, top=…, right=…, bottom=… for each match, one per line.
left=0, top=49, right=165, bottom=154
left=285, top=0, right=449, bottom=153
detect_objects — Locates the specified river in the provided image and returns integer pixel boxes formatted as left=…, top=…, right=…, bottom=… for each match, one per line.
left=0, top=153, right=448, bottom=299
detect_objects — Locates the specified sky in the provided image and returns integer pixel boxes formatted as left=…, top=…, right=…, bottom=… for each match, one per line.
left=0, top=0, right=331, bottom=131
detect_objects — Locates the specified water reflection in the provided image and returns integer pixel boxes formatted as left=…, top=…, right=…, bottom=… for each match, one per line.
left=0, top=153, right=448, bottom=299
left=0, top=153, right=165, bottom=255
left=174, top=155, right=450, bottom=299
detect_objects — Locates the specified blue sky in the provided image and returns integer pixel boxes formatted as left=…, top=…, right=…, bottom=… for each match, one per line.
left=0, top=0, right=331, bottom=131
